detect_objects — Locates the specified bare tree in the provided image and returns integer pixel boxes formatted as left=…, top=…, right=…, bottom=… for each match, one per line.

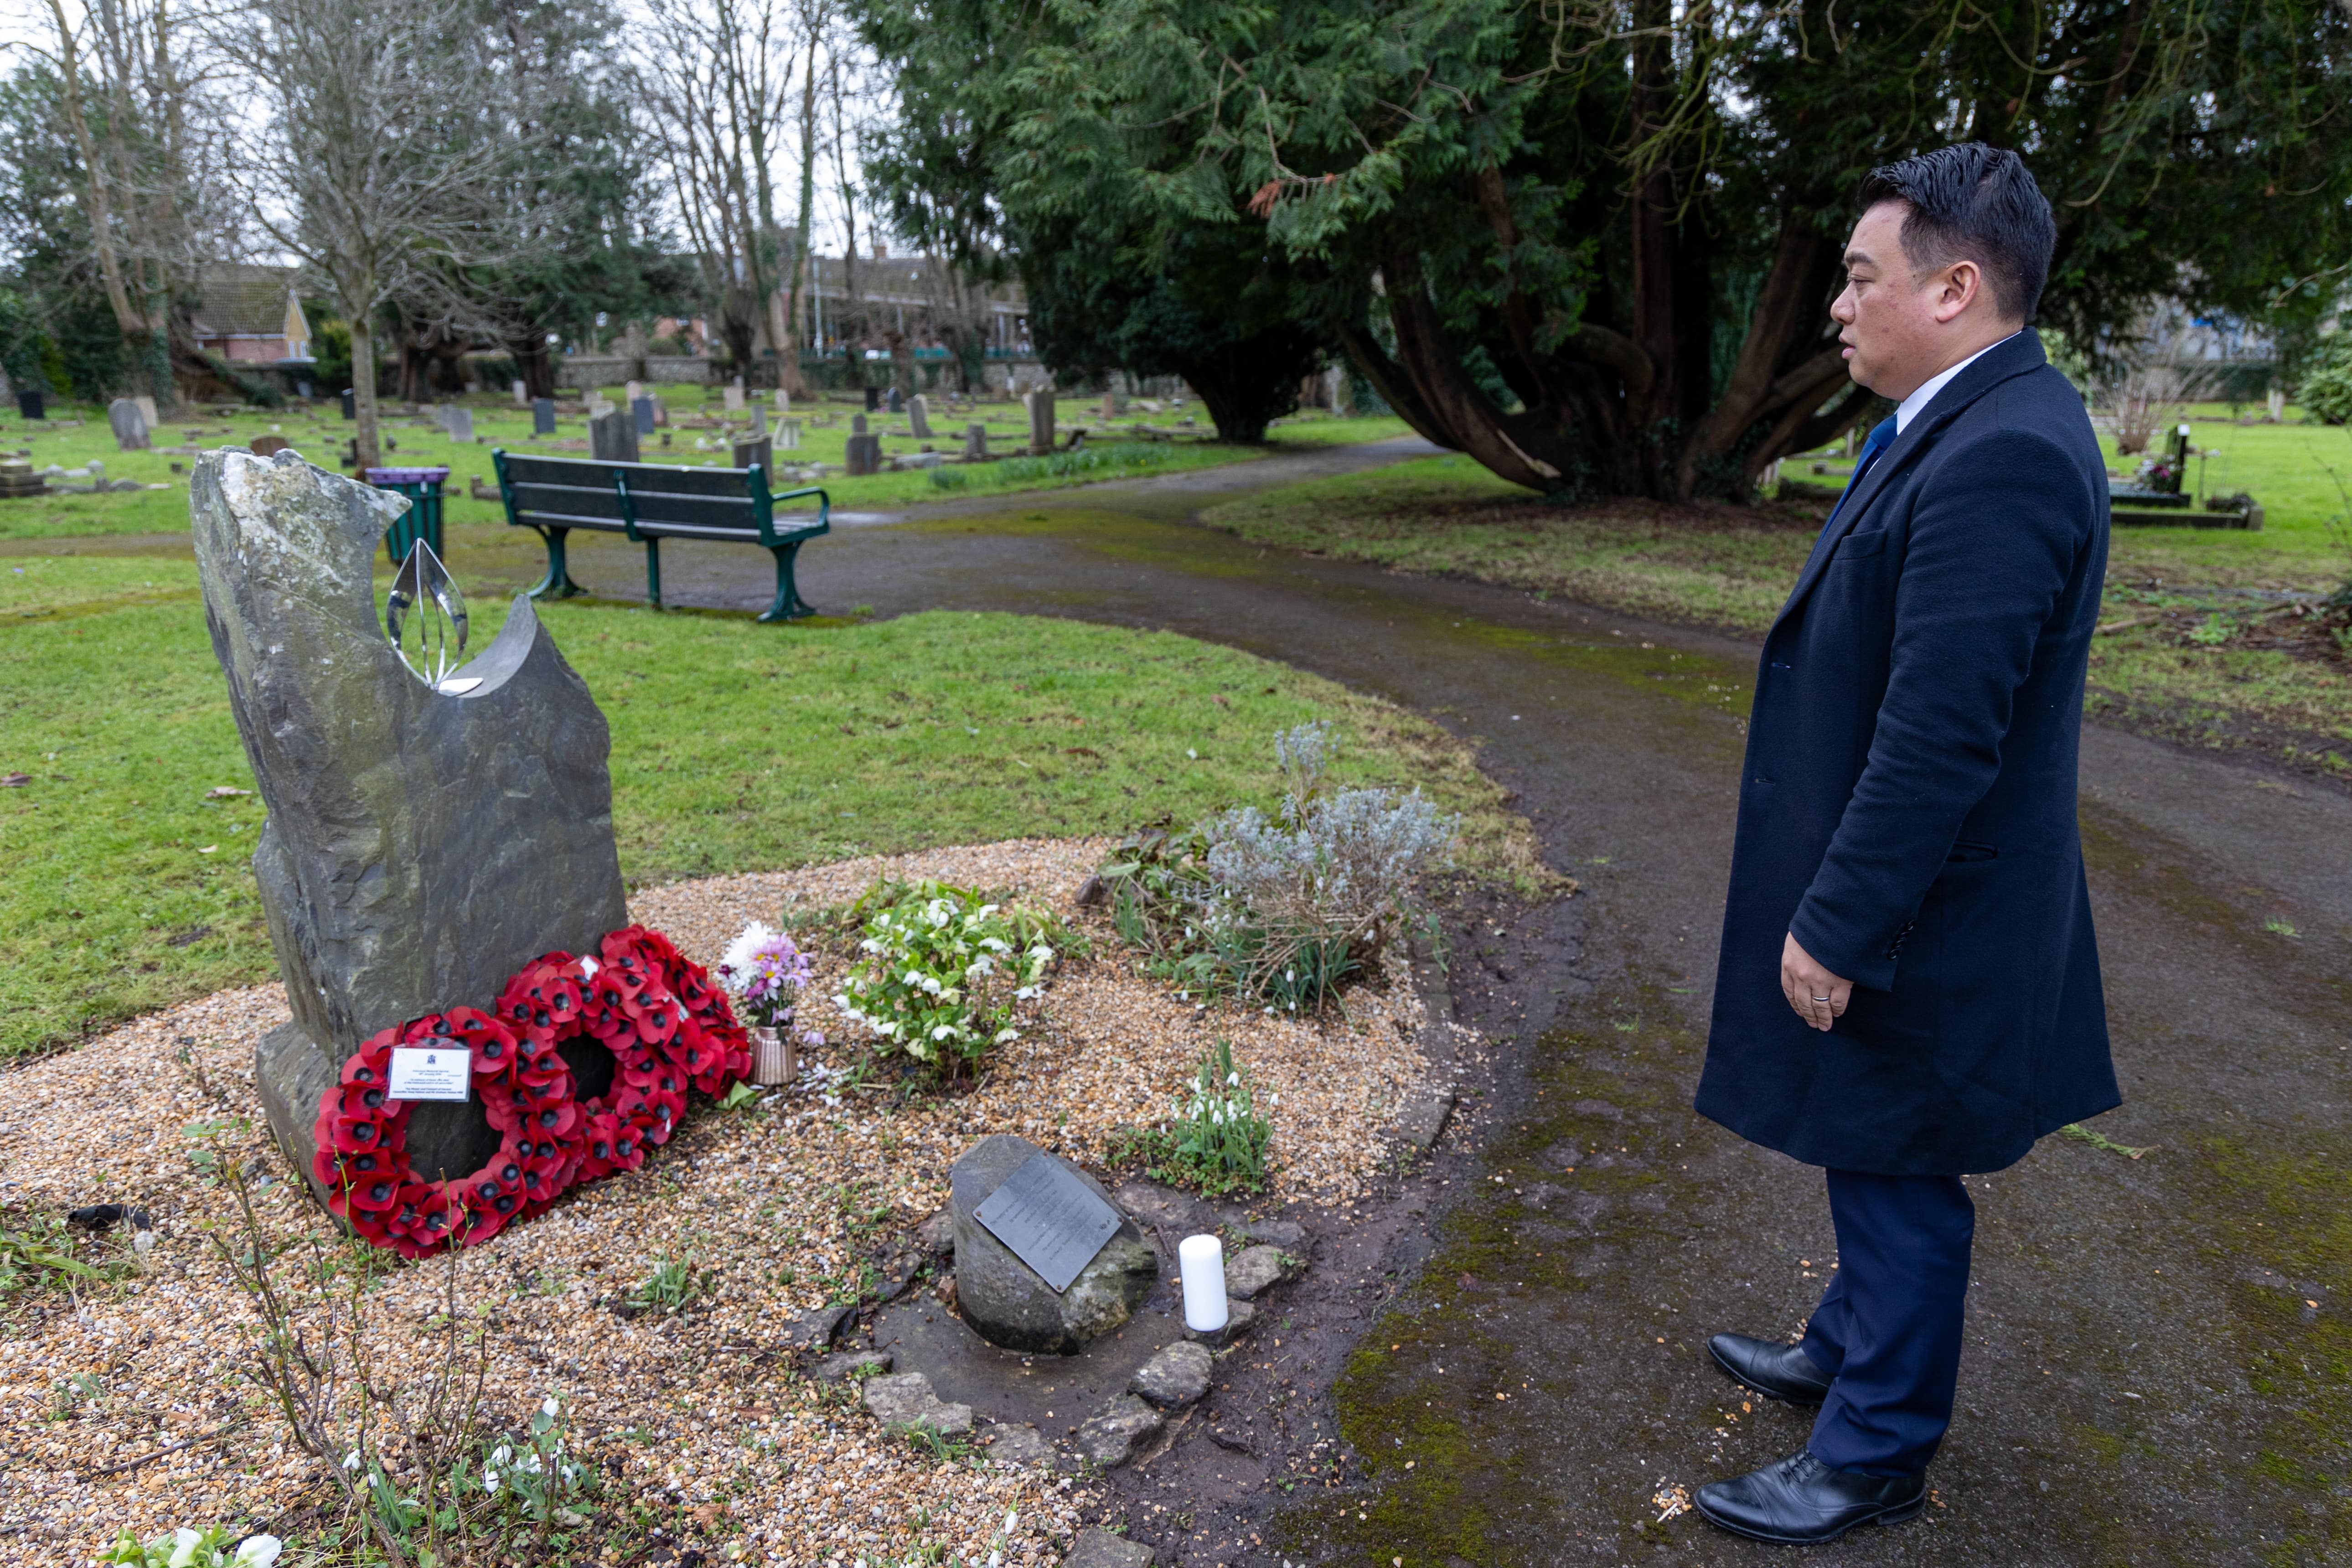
left=223, top=0, right=531, bottom=467
left=26, top=0, right=229, bottom=408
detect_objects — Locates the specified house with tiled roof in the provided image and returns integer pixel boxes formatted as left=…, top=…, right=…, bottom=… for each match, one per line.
left=191, top=264, right=313, bottom=364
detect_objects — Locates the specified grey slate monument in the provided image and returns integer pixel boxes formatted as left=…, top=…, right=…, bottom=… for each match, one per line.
left=532, top=397, right=557, bottom=436
left=589, top=407, right=639, bottom=463
left=513, top=379, right=529, bottom=406
left=190, top=450, right=627, bottom=1206
left=963, top=423, right=988, bottom=460
left=732, top=435, right=772, bottom=475
left=851, top=413, right=868, bottom=436
left=775, top=418, right=802, bottom=451
left=1025, top=389, right=1055, bottom=456
left=951, top=1134, right=1157, bottom=1354
left=886, top=385, right=905, bottom=414
left=439, top=405, right=475, bottom=445
left=844, top=433, right=883, bottom=476
left=908, top=394, right=933, bottom=439
left=109, top=398, right=153, bottom=451
left=632, top=395, right=658, bottom=435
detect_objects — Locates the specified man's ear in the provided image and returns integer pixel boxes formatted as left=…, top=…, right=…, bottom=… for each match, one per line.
left=1929, top=259, right=1984, bottom=325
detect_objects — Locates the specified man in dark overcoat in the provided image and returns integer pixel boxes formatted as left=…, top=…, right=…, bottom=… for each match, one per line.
left=1691, top=143, right=2121, bottom=1543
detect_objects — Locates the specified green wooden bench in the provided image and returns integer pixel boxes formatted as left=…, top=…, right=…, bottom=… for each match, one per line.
left=490, top=451, right=831, bottom=621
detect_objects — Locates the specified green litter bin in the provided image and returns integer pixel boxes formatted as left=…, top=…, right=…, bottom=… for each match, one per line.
left=365, top=466, right=450, bottom=565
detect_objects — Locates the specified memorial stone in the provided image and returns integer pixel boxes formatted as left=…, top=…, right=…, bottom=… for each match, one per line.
left=16, top=389, right=43, bottom=421
left=589, top=408, right=639, bottom=463
left=732, top=435, right=772, bottom=474
left=109, top=398, right=153, bottom=451
left=774, top=388, right=790, bottom=416
left=298, top=381, right=315, bottom=400
left=950, top=1133, right=1156, bottom=1354
left=1025, top=390, right=1055, bottom=456
left=513, top=379, right=530, bottom=406
left=908, top=394, right=933, bottom=438
left=963, top=423, right=987, bottom=460
left=134, top=394, right=159, bottom=431
left=864, top=385, right=881, bottom=413
left=249, top=435, right=293, bottom=458
left=341, top=389, right=356, bottom=420
left=189, top=450, right=628, bottom=1206
left=1101, top=391, right=1117, bottom=422
left=775, top=418, right=802, bottom=450
left=625, top=380, right=644, bottom=405
left=532, top=398, right=557, bottom=436
left=843, top=433, right=883, bottom=476
left=724, top=380, right=745, bottom=412
left=632, top=395, right=658, bottom=436
left=886, top=386, right=905, bottom=414
left=852, top=413, right=868, bottom=435
left=441, top=406, right=475, bottom=445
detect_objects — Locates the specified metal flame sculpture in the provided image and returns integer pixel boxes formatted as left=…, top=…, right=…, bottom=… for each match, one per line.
left=384, top=538, right=477, bottom=694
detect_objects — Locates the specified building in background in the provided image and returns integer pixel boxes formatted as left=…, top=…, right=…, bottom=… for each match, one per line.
left=191, top=264, right=314, bottom=364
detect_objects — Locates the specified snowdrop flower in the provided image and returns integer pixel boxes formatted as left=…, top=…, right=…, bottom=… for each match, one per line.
left=484, top=1463, right=501, bottom=1492
left=905, top=969, right=925, bottom=987
left=1005, top=1508, right=1019, bottom=1532
left=542, top=1396, right=561, bottom=1419
left=232, top=1536, right=283, bottom=1568
left=341, top=1450, right=362, bottom=1471
left=168, top=1529, right=204, bottom=1568
left=932, top=1025, right=955, bottom=1041
left=1014, top=985, right=1039, bottom=1000
left=1227, top=1071, right=1241, bottom=1087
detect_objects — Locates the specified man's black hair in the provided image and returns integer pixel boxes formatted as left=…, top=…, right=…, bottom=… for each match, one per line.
left=1856, top=143, right=2056, bottom=323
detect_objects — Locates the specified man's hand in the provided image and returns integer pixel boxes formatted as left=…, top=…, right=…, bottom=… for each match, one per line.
left=1781, top=932, right=1852, bottom=1032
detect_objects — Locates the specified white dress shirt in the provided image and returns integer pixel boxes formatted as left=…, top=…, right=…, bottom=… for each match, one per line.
left=1894, top=331, right=2020, bottom=434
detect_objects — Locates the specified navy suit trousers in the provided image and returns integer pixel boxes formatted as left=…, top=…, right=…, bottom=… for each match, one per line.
left=1799, top=1169, right=1976, bottom=1475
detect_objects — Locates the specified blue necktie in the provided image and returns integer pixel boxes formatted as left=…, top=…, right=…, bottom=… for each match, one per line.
left=1828, top=416, right=1898, bottom=525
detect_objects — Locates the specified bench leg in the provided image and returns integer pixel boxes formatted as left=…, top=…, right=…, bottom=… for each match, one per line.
left=760, top=540, right=817, bottom=622
left=644, top=536, right=662, bottom=611
left=527, top=526, right=585, bottom=600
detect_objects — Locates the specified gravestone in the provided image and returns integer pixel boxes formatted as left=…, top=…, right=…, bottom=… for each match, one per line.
left=775, top=418, right=802, bottom=450
left=341, top=389, right=356, bottom=420
left=532, top=398, right=557, bottom=437
left=963, top=424, right=987, bottom=460
left=190, top=450, right=627, bottom=1207
left=109, top=398, right=153, bottom=451
left=951, top=1134, right=1156, bottom=1354
left=440, top=406, right=475, bottom=445
left=513, top=380, right=529, bottom=406
left=774, top=388, right=790, bottom=416
left=249, top=435, right=294, bottom=458
left=886, top=386, right=905, bottom=415
left=851, top=413, right=868, bottom=436
left=134, top=395, right=159, bottom=431
left=724, top=380, right=745, bottom=412
left=589, top=408, right=639, bottom=464
left=864, top=385, right=881, bottom=413
left=298, top=381, right=315, bottom=401
left=732, top=435, right=772, bottom=474
left=631, top=395, right=658, bottom=436
left=908, top=395, right=933, bottom=439
left=844, top=434, right=883, bottom=476
left=16, top=389, right=43, bottom=421
left=1025, top=390, right=1055, bottom=456
left=625, top=380, right=644, bottom=406
left=586, top=394, right=614, bottom=420
left=1101, top=391, right=1117, bottom=422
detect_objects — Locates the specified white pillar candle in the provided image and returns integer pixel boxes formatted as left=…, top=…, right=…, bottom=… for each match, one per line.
left=1179, top=1234, right=1229, bottom=1333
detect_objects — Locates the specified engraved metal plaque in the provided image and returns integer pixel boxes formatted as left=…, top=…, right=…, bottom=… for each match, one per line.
left=973, top=1153, right=1122, bottom=1294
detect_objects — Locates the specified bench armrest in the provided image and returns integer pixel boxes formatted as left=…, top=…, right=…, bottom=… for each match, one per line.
left=767, top=486, right=831, bottom=540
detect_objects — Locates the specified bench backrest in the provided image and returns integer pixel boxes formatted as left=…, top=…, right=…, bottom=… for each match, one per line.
left=491, top=451, right=826, bottom=546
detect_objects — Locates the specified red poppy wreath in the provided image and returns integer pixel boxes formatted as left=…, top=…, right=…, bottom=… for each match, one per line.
left=310, top=925, right=752, bottom=1257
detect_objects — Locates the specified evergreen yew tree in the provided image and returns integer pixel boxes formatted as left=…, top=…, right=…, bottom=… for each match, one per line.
left=863, top=0, right=2349, bottom=498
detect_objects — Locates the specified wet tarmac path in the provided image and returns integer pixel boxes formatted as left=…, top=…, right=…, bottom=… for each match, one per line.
left=539, top=440, right=2352, bottom=1563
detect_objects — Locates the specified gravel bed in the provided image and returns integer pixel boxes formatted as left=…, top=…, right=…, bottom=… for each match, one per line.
left=0, top=838, right=1444, bottom=1564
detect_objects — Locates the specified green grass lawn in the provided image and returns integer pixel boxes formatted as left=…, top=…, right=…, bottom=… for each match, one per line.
left=0, top=390, right=1411, bottom=542
left=1206, top=413, right=2352, bottom=777
left=0, top=551, right=1537, bottom=1061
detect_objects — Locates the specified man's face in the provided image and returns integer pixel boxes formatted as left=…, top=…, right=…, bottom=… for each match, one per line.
left=1831, top=201, right=1949, bottom=401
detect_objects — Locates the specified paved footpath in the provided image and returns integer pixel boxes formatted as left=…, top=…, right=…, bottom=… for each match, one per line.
left=590, top=441, right=2351, bottom=1565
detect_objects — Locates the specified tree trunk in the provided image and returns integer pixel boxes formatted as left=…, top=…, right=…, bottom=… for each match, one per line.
left=351, top=312, right=383, bottom=470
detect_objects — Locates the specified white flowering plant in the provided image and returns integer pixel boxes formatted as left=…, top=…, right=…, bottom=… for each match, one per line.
left=481, top=1393, right=590, bottom=1524
left=101, top=1527, right=279, bottom=1568
left=833, top=880, right=1068, bottom=1082
left=1114, top=1038, right=1273, bottom=1197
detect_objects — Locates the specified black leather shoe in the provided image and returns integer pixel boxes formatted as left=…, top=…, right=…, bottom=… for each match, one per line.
left=1696, top=1448, right=1927, bottom=1543
left=1707, top=1332, right=1834, bottom=1405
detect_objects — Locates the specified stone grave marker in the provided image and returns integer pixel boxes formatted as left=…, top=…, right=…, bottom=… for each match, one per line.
left=109, top=398, right=153, bottom=451
left=1025, top=389, right=1055, bottom=456
left=963, top=423, right=988, bottom=459
left=775, top=418, right=802, bottom=450
left=864, top=385, right=881, bottom=413
left=589, top=408, right=639, bottom=463
left=134, top=394, right=159, bottom=430
left=908, top=394, right=933, bottom=439
left=844, top=433, right=882, bottom=476
left=249, top=435, right=294, bottom=458
left=625, top=380, right=644, bottom=405
left=189, top=450, right=627, bottom=1207
left=440, top=406, right=475, bottom=445
left=16, top=389, right=43, bottom=420
left=1101, top=391, right=1117, bottom=422
left=513, top=379, right=529, bottom=406
left=886, top=386, right=905, bottom=414
left=732, top=435, right=772, bottom=473
left=724, top=379, right=745, bottom=412
left=532, top=398, right=557, bottom=436
left=341, top=389, right=357, bottom=420
left=951, top=1134, right=1155, bottom=1354
left=852, top=413, right=868, bottom=436
left=631, top=395, right=658, bottom=436
left=774, top=388, right=791, bottom=416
